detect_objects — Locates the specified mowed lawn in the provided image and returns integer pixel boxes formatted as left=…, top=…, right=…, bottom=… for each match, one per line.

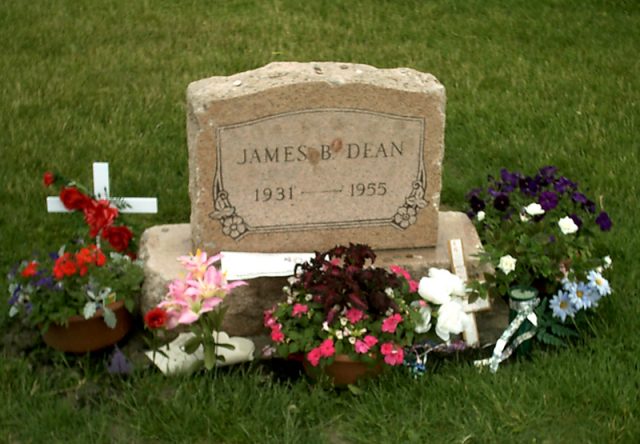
left=1, top=1, right=639, bottom=442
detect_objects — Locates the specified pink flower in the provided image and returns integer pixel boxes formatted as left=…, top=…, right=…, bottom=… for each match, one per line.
left=390, top=265, right=419, bottom=293
left=292, top=303, right=309, bottom=317
left=381, top=313, right=403, bottom=333
left=364, top=335, right=378, bottom=347
left=307, top=348, right=322, bottom=367
left=270, top=324, right=285, bottom=343
left=168, top=279, right=188, bottom=298
left=185, top=266, right=246, bottom=300
left=380, top=342, right=404, bottom=366
left=178, top=249, right=222, bottom=279
left=345, top=307, right=364, bottom=324
left=355, top=340, right=370, bottom=354
left=318, top=338, right=335, bottom=357
left=263, top=309, right=276, bottom=328
left=355, top=335, right=379, bottom=354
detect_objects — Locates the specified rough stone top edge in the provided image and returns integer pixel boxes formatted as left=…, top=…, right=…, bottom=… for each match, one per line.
left=187, top=61, right=444, bottom=109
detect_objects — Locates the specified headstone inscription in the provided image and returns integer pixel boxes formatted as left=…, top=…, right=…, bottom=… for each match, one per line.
left=187, top=62, right=445, bottom=253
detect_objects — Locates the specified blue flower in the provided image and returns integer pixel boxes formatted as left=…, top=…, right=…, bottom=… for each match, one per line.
left=587, top=270, right=611, bottom=297
left=549, top=291, right=577, bottom=322
left=568, top=282, right=596, bottom=310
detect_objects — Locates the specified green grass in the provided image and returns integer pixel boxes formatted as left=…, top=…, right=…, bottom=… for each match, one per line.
left=1, top=0, right=639, bottom=442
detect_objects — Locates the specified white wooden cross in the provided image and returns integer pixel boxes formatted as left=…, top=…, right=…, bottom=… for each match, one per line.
left=46, top=162, right=158, bottom=214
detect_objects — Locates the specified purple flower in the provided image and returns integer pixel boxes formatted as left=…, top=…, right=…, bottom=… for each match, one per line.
left=572, top=192, right=588, bottom=204
left=8, top=285, right=21, bottom=305
left=536, top=166, right=557, bottom=186
left=493, top=193, right=510, bottom=211
left=469, top=195, right=486, bottom=213
left=519, top=177, right=539, bottom=197
left=548, top=235, right=556, bottom=243
left=35, top=276, right=56, bottom=289
left=584, top=200, right=596, bottom=214
left=570, top=214, right=583, bottom=228
left=595, top=211, right=612, bottom=231
left=500, top=169, right=520, bottom=192
left=554, top=176, right=577, bottom=194
left=107, top=347, right=133, bottom=375
left=539, top=191, right=559, bottom=211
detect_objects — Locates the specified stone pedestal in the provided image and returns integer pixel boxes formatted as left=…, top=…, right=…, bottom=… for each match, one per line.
left=139, top=211, right=508, bottom=340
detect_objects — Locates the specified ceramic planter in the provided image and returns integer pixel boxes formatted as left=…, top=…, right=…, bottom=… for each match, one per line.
left=42, top=300, right=133, bottom=353
left=303, top=354, right=383, bottom=386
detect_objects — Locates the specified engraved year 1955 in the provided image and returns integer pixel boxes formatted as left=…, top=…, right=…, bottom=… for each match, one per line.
left=350, top=182, right=387, bottom=197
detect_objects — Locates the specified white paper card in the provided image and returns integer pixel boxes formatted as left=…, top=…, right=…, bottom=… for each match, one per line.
left=221, top=251, right=314, bottom=280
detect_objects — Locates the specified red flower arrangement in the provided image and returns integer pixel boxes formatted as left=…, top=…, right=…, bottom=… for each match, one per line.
left=43, top=171, right=135, bottom=255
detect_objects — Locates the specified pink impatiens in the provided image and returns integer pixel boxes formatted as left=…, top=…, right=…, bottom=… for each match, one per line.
left=345, top=307, right=364, bottom=324
left=306, top=338, right=336, bottom=367
left=354, top=335, right=378, bottom=354
left=292, top=303, right=309, bottom=317
left=381, top=313, right=403, bottom=333
left=380, top=342, right=404, bottom=366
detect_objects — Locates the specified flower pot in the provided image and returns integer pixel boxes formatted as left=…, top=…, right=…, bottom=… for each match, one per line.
left=42, top=300, right=133, bottom=353
left=303, top=354, right=383, bottom=386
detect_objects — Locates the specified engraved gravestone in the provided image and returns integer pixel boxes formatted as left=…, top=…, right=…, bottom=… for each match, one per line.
left=187, top=62, right=445, bottom=252
left=140, top=62, right=502, bottom=341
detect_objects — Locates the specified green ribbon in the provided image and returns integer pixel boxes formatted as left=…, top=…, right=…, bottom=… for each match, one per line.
left=475, top=297, right=540, bottom=373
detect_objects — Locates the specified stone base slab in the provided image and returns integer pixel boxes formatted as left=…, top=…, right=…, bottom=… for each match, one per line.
left=139, top=211, right=506, bottom=339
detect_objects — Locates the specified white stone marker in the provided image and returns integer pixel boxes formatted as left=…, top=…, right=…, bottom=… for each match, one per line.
left=46, top=162, right=158, bottom=214
left=448, top=239, right=491, bottom=346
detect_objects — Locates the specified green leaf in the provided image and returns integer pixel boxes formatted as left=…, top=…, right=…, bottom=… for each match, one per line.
left=204, top=344, right=216, bottom=370
left=550, top=322, right=579, bottom=338
left=83, top=302, right=97, bottom=319
left=183, top=336, right=202, bottom=354
left=216, top=342, right=235, bottom=351
left=102, top=306, right=116, bottom=329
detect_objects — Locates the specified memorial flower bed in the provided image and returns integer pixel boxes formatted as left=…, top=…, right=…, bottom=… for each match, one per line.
left=467, top=166, right=613, bottom=347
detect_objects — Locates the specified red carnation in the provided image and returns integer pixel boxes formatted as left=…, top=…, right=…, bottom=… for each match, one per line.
left=102, top=225, right=133, bottom=252
left=43, top=172, right=55, bottom=187
left=59, top=187, right=91, bottom=211
left=144, top=307, right=168, bottom=329
left=83, top=199, right=118, bottom=237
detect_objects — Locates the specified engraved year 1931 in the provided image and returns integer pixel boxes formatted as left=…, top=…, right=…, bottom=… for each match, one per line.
left=255, top=186, right=295, bottom=202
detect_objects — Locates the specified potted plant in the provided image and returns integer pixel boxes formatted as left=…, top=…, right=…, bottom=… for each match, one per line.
left=263, top=244, right=432, bottom=385
left=466, top=166, right=613, bottom=349
left=143, top=250, right=250, bottom=373
left=6, top=171, right=144, bottom=352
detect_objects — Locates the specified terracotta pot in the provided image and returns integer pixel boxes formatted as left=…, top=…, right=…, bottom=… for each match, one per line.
left=42, top=300, right=133, bottom=353
left=303, top=354, right=383, bottom=386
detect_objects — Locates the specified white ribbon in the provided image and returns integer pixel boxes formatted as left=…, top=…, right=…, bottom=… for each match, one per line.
left=475, top=298, right=540, bottom=373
